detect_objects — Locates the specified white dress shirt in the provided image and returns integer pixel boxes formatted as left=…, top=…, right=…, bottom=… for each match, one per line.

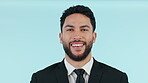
left=64, top=57, right=94, bottom=83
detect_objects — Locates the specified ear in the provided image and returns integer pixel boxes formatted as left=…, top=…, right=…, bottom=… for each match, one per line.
left=59, top=33, right=63, bottom=44
left=92, top=32, right=97, bottom=43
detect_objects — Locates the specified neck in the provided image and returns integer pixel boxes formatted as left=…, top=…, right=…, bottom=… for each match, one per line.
left=65, top=52, right=92, bottom=69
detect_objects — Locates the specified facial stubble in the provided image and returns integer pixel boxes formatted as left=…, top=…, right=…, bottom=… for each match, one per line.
left=63, top=40, right=93, bottom=61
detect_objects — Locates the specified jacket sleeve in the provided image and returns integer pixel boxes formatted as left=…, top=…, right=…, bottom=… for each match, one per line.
left=30, top=73, right=37, bottom=83
left=120, top=73, right=129, bottom=83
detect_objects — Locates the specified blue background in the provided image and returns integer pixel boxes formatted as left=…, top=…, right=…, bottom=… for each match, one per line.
left=0, top=0, right=148, bottom=83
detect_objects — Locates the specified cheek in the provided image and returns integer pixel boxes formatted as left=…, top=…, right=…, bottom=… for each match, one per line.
left=62, top=34, right=70, bottom=43
left=86, top=35, right=95, bottom=43
left=86, top=35, right=93, bottom=40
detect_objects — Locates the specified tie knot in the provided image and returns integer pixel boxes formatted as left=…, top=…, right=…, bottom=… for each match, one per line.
left=74, top=69, right=85, bottom=76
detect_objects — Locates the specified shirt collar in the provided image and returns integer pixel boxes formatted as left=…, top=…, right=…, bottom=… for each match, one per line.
left=82, top=57, right=93, bottom=75
left=64, top=57, right=94, bottom=75
left=64, top=59, right=75, bottom=75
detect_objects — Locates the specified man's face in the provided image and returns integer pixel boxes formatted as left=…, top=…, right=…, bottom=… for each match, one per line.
left=59, top=13, right=96, bottom=61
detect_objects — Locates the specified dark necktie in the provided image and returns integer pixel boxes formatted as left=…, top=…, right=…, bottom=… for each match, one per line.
left=74, top=69, right=85, bottom=83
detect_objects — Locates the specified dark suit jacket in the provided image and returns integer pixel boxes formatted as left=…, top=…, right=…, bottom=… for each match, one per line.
left=30, top=59, right=128, bottom=83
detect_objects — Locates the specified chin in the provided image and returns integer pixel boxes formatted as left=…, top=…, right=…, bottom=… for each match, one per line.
left=72, top=53, right=84, bottom=57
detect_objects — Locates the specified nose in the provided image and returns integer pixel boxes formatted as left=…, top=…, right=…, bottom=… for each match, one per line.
left=73, top=31, right=82, bottom=40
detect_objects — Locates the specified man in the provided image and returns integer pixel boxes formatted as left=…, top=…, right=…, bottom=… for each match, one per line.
left=30, top=5, right=128, bottom=83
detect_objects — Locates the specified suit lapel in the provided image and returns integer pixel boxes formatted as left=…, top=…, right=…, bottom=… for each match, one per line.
left=88, top=59, right=103, bottom=83
left=55, top=60, right=69, bottom=83
left=55, top=59, right=103, bottom=83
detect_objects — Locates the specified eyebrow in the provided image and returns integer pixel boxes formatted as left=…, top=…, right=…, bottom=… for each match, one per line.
left=64, top=25, right=90, bottom=28
left=80, top=25, right=90, bottom=28
left=64, top=25, right=74, bottom=28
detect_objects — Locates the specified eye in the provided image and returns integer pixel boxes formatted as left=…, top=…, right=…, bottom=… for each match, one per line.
left=81, top=29, right=88, bottom=31
left=67, top=29, right=74, bottom=31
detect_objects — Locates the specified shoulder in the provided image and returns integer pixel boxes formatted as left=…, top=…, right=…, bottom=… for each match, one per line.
left=101, top=62, right=122, bottom=73
left=95, top=60, right=126, bottom=76
left=92, top=60, right=128, bottom=82
left=34, top=62, right=62, bottom=76
left=30, top=62, right=63, bottom=83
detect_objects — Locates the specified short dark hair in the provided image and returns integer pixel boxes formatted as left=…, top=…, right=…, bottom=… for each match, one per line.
left=60, top=5, right=96, bottom=32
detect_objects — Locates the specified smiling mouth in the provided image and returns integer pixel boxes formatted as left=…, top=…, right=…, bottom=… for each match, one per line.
left=71, top=43, right=85, bottom=47
left=70, top=41, right=86, bottom=50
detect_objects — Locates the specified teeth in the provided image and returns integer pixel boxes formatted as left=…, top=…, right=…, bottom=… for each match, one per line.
left=72, top=44, right=84, bottom=47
